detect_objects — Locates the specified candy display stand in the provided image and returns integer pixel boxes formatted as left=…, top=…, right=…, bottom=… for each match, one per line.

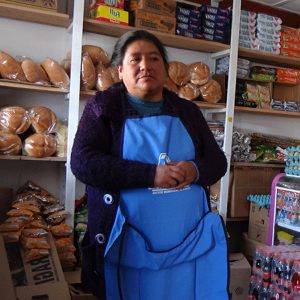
left=269, top=173, right=300, bottom=246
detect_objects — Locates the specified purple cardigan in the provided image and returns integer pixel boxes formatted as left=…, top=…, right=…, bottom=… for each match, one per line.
left=70, top=85, right=227, bottom=299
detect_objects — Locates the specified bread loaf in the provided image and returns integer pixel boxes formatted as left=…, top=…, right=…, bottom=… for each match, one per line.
left=0, top=50, right=26, bottom=82
left=164, top=77, right=178, bottom=93
left=60, top=58, right=71, bottom=76
left=23, top=133, right=57, bottom=158
left=82, top=45, right=110, bottom=65
left=0, top=106, right=31, bottom=134
left=40, top=58, right=70, bottom=88
left=168, top=61, right=190, bottom=86
left=199, top=79, right=222, bottom=103
left=55, top=124, right=68, bottom=157
left=21, top=59, right=50, bottom=85
left=107, top=67, right=121, bottom=83
left=95, top=63, right=114, bottom=91
left=189, top=62, right=210, bottom=86
left=81, top=55, right=97, bottom=91
left=0, top=131, right=22, bottom=155
left=178, top=82, right=200, bottom=100
left=29, top=107, right=59, bottom=134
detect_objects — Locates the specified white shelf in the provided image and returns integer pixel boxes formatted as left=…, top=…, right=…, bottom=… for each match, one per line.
left=276, top=221, right=300, bottom=233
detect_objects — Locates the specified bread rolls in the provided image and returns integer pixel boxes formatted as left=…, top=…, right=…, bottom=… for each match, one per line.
left=55, top=124, right=68, bottom=157
left=178, top=83, right=200, bottom=100
left=29, top=107, right=59, bottom=134
left=0, top=106, right=31, bottom=134
left=95, top=63, right=114, bottom=91
left=60, top=58, right=71, bottom=75
left=23, top=133, right=57, bottom=158
left=107, top=67, right=120, bottom=83
left=0, top=131, right=22, bottom=155
left=164, top=77, right=178, bottom=93
left=168, top=61, right=190, bottom=86
left=21, top=59, right=50, bottom=85
left=0, top=50, right=26, bottom=82
left=40, top=58, right=70, bottom=88
left=189, top=62, right=210, bottom=85
left=82, top=45, right=110, bottom=65
left=199, top=79, right=222, bottom=103
left=81, top=55, right=96, bottom=91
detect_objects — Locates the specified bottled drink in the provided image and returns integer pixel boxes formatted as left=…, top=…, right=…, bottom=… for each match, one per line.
left=271, top=287, right=281, bottom=300
left=250, top=278, right=263, bottom=300
left=283, top=258, right=293, bottom=293
left=279, top=291, right=288, bottom=300
left=278, top=257, right=286, bottom=290
left=254, top=247, right=263, bottom=275
left=248, top=275, right=258, bottom=299
left=256, top=248, right=264, bottom=279
left=271, top=252, right=280, bottom=285
left=262, top=251, right=273, bottom=284
left=291, top=261, right=300, bottom=299
left=258, top=281, right=269, bottom=300
left=267, top=284, right=275, bottom=300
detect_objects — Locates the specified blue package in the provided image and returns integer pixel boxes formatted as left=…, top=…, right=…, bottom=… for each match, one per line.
left=176, top=14, right=189, bottom=24
left=215, top=29, right=227, bottom=37
left=177, top=22, right=189, bottom=30
left=175, top=28, right=194, bottom=38
left=190, top=17, right=202, bottom=26
left=216, top=15, right=230, bottom=24
left=176, top=6, right=201, bottom=19
left=203, top=20, right=227, bottom=30
left=189, top=24, right=201, bottom=33
left=203, top=32, right=214, bottom=41
left=214, top=35, right=228, bottom=44
left=203, top=13, right=217, bottom=22
left=218, top=8, right=230, bottom=17
left=201, top=5, right=218, bottom=15
left=202, top=26, right=215, bottom=35
left=194, top=32, right=204, bottom=39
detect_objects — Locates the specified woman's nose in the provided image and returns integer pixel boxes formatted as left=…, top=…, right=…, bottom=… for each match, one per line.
left=140, top=58, right=151, bottom=71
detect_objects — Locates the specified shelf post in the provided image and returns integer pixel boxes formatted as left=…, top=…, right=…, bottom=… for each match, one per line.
left=65, top=0, right=84, bottom=227
left=218, top=0, right=241, bottom=223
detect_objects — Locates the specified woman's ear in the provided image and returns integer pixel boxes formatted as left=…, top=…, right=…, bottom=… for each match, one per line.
left=117, top=65, right=123, bottom=81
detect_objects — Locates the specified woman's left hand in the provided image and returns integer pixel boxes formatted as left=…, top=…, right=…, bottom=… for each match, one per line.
left=166, top=161, right=197, bottom=190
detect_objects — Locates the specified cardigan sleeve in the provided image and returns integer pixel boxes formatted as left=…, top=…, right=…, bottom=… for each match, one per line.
left=70, top=97, right=157, bottom=191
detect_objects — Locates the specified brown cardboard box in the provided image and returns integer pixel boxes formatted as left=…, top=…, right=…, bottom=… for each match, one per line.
left=230, top=253, right=251, bottom=300
left=241, top=232, right=267, bottom=259
left=230, top=166, right=280, bottom=218
left=0, top=0, right=58, bottom=11
left=248, top=202, right=270, bottom=244
left=128, top=0, right=176, bottom=17
left=130, top=10, right=176, bottom=34
left=0, top=233, right=71, bottom=300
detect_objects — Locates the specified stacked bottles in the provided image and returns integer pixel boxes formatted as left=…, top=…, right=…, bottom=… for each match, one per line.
left=248, top=244, right=300, bottom=299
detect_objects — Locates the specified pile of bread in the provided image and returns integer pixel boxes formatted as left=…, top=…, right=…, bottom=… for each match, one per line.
left=165, top=61, right=222, bottom=102
left=0, top=106, right=67, bottom=158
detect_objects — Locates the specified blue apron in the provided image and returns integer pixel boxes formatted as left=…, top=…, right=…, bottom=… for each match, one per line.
left=104, top=113, right=229, bottom=300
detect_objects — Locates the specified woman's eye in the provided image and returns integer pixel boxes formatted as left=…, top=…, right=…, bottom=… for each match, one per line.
left=150, top=57, right=159, bottom=61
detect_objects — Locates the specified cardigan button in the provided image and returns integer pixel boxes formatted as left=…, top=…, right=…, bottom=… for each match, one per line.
left=103, top=194, right=114, bottom=205
left=95, top=233, right=106, bottom=244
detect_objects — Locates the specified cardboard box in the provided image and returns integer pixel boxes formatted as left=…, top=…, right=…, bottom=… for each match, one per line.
left=0, top=0, right=57, bottom=11
left=241, top=232, right=267, bottom=259
left=130, top=10, right=176, bottom=34
left=230, top=166, right=280, bottom=218
left=0, top=233, right=71, bottom=300
left=248, top=202, right=270, bottom=244
left=229, top=253, right=251, bottom=300
left=128, top=0, right=176, bottom=17
left=90, top=0, right=124, bottom=11
left=89, top=5, right=129, bottom=25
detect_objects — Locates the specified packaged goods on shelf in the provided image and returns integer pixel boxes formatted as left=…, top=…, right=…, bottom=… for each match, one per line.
left=89, top=5, right=129, bottom=25
left=130, top=10, right=175, bottom=34
left=90, top=0, right=124, bottom=11
left=0, top=0, right=58, bottom=12
left=127, top=0, right=176, bottom=17
left=216, top=56, right=250, bottom=78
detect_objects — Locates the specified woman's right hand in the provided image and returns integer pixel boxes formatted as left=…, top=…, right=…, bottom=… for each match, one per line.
left=154, top=165, right=185, bottom=189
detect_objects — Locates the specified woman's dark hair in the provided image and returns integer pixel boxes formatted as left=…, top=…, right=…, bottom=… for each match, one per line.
left=110, top=30, right=168, bottom=67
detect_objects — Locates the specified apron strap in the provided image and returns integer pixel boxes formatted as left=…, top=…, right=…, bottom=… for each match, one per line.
left=118, top=222, right=128, bottom=300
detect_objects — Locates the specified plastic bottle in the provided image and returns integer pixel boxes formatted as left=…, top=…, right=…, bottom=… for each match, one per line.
left=250, top=278, right=263, bottom=300
left=256, top=248, right=264, bottom=279
left=271, top=252, right=280, bottom=285
left=267, top=284, right=275, bottom=300
left=248, top=275, right=258, bottom=299
left=258, top=281, right=269, bottom=300
left=254, top=247, right=263, bottom=278
left=291, top=261, right=300, bottom=299
left=278, top=257, right=286, bottom=290
left=271, top=287, right=281, bottom=300
left=283, top=258, right=293, bottom=293
left=262, top=251, right=273, bottom=284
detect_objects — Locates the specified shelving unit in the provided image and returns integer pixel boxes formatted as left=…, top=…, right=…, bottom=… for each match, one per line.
left=1, top=0, right=300, bottom=226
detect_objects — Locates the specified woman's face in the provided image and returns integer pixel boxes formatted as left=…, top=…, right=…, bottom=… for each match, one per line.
left=117, top=40, right=167, bottom=102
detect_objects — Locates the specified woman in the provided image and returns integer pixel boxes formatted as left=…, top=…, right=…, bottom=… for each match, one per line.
left=71, top=30, right=229, bottom=300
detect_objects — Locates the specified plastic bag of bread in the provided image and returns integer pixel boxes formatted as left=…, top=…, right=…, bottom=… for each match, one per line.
left=0, top=106, right=31, bottom=134
left=60, top=58, right=71, bottom=75
left=81, top=54, right=97, bottom=91
left=189, top=62, right=210, bottom=86
left=21, top=58, right=50, bottom=85
left=29, top=106, right=59, bottom=134
left=95, top=63, right=115, bottom=91
left=55, top=123, right=68, bottom=157
left=107, top=66, right=121, bottom=83
left=199, top=79, right=222, bottom=103
left=0, top=131, right=22, bottom=155
left=40, top=58, right=70, bottom=88
left=164, top=76, right=178, bottom=93
left=82, top=45, right=110, bottom=65
left=0, top=50, right=26, bottom=82
left=178, top=82, right=200, bottom=100
left=23, top=133, right=57, bottom=158
left=168, top=61, right=190, bottom=86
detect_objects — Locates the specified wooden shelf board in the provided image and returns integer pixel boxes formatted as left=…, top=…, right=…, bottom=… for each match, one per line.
left=226, top=217, right=249, bottom=222
left=193, top=101, right=226, bottom=109
left=83, top=19, right=231, bottom=53
left=0, top=79, right=70, bottom=94
left=0, top=3, right=71, bottom=27
left=231, top=161, right=285, bottom=168
left=0, top=155, right=66, bottom=162
left=239, top=48, right=300, bottom=68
